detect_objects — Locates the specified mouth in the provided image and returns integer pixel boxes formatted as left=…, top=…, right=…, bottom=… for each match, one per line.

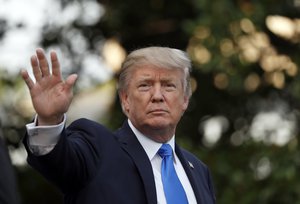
left=148, top=109, right=168, bottom=115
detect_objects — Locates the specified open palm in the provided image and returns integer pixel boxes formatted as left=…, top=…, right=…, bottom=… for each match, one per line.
left=21, top=49, right=77, bottom=125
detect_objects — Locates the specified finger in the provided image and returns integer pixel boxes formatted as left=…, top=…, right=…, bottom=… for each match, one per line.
left=36, top=48, right=50, bottom=77
left=50, top=51, right=62, bottom=79
left=20, top=69, right=35, bottom=90
left=65, top=74, right=78, bottom=91
left=30, top=55, right=42, bottom=82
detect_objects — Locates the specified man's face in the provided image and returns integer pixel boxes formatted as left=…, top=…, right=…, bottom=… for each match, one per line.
left=120, top=65, right=189, bottom=142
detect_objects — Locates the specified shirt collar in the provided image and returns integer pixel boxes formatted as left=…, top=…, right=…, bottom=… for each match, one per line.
left=128, top=119, right=175, bottom=161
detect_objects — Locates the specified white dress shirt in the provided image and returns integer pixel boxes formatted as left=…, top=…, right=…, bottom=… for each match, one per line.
left=26, top=116, right=197, bottom=204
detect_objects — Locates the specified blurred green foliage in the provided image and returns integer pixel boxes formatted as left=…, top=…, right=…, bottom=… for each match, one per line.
left=1, top=0, right=300, bottom=203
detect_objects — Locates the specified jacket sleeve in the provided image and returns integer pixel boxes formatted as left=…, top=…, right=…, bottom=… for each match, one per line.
left=23, top=118, right=113, bottom=194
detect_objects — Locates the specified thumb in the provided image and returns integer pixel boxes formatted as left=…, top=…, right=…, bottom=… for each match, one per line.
left=65, top=74, right=78, bottom=91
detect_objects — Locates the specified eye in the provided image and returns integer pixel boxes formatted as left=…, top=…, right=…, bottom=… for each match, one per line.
left=138, top=83, right=151, bottom=91
left=164, top=83, right=176, bottom=91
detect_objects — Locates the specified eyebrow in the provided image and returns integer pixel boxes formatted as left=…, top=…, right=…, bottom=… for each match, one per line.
left=136, top=78, right=178, bottom=86
left=137, top=74, right=178, bottom=81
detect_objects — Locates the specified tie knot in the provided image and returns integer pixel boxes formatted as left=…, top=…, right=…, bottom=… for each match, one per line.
left=158, top=144, right=173, bottom=158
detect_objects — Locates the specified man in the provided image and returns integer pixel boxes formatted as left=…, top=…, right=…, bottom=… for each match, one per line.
left=21, top=47, right=216, bottom=204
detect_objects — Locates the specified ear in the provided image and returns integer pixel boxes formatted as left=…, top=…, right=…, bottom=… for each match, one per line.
left=119, top=91, right=130, bottom=114
left=181, top=95, right=189, bottom=112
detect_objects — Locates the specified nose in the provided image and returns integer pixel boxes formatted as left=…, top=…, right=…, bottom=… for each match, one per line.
left=151, top=84, right=164, bottom=102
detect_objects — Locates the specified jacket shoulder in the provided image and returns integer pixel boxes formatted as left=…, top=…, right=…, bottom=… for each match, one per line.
left=67, top=118, right=112, bottom=136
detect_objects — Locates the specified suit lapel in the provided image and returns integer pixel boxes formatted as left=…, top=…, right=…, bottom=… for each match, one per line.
left=115, top=122, right=157, bottom=204
left=175, top=144, right=204, bottom=204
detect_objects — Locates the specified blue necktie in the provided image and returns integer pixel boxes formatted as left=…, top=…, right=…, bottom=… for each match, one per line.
left=158, top=144, right=188, bottom=204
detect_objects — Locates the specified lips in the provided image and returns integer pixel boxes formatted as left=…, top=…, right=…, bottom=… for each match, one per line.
left=148, top=109, right=168, bottom=114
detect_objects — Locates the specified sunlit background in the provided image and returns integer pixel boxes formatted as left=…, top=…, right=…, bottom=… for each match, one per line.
left=0, top=0, right=125, bottom=165
left=1, top=0, right=300, bottom=203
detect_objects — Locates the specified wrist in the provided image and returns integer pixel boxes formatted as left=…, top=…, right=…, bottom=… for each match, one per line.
left=36, top=115, right=64, bottom=126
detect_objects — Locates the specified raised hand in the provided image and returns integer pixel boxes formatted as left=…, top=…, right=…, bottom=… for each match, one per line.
left=21, top=49, right=78, bottom=125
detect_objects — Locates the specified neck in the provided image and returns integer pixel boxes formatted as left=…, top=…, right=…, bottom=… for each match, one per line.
left=128, top=119, right=176, bottom=143
left=140, top=126, right=175, bottom=143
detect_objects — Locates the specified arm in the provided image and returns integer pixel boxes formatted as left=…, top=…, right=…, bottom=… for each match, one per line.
left=21, top=50, right=109, bottom=193
left=23, top=118, right=111, bottom=194
left=21, top=49, right=84, bottom=192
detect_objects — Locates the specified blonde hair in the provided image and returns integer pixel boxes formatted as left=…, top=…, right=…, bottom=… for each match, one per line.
left=118, top=46, right=192, bottom=98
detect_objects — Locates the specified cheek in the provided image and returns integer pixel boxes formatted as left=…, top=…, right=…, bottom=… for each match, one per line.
left=124, top=94, right=143, bottom=112
left=170, top=98, right=188, bottom=114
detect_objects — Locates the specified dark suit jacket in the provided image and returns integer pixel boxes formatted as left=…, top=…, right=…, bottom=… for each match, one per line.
left=24, top=119, right=216, bottom=204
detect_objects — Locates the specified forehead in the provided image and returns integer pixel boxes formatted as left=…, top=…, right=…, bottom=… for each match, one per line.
left=130, top=65, right=184, bottom=80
